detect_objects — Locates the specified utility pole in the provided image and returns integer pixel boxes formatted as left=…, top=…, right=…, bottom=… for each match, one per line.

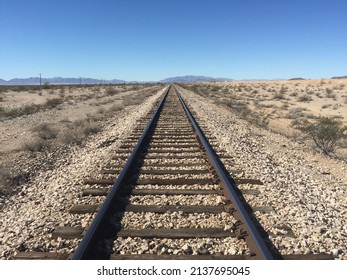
left=39, top=73, right=42, bottom=89
left=79, top=77, right=81, bottom=85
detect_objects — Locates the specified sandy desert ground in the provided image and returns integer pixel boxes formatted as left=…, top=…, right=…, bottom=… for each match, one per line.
left=0, top=84, right=161, bottom=196
left=180, top=79, right=347, bottom=158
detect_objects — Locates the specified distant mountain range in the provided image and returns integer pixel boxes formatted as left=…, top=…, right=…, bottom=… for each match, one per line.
left=0, top=77, right=126, bottom=85
left=0, top=75, right=233, bottom=85
left=1, top=75, right=345, bottom=85
left=332, top=75, right=347, bottom=79
left=288, top=77, right=305, bottom=80
left=160, top=75, right=233, bottom=83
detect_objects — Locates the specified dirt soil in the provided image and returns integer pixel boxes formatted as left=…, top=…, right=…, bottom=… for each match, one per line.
left=0, top=84, right=161, bottom=197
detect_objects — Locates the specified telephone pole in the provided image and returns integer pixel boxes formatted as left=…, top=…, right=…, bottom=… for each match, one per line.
left=39, top=73, right=42, bottom=89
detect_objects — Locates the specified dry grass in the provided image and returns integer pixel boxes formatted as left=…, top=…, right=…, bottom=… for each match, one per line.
left=0, top=97, right=64, bottom=120
left=23, top=138, right=50, bottom=152
left=297, top=95, right=312, bottom=102
left=32, top=123, right=58, bottom=140
left=60, top=120, right=102, bottom=145
left=0, top=168, right=13, bottom=195
left=0, top=167, right=31, bottom=196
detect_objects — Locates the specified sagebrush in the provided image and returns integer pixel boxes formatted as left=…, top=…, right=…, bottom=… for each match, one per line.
left=293, top=116, right=347, bottom=154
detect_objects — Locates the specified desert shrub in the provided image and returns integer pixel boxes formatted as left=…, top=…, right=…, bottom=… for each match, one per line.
left=60, top=117, right=71, bottom=123
left=42, top=82, right=50, bottom=89
left=60, top=120, right=101, bottom=145
left=96, top=107, right=106, bottom=114
left=273, top=91, right=285, bottom=100
left=297, top=95, right=312, bottom=102
left=108, top=104, right=124, bottom=112
left=289, top=91, right=298, bottom=97
left=60, top=130, right=85, bottom=145
left=21, top=103, right=41, bottom=115
left=293, top=116, right=347, bottom=154
left=225, top=99, right=251, bottom=117
left=45, top=97, right=64, bottom=109
left=82, top=123, right=102, bottom=135
left=106, top=88, right=119, bottom=96
left=280, top=85, right=287, bottom=94
left=180, top=84, right=207, bottom=96
left=248, top=111, right=271, bottom=128
left=123, top=98, right=141, bottom=106
left=225, top=99, right=270, bottom=128
left=122, top=90, right=154, bottom=107
left=23, top=138, right=50, bottom=152
left=129, top=85, right=141, bottom=91
left=0, top=168, right=13, bottom=195
left=286, top=107, right=307, bottom=119
left=0, top=167, right=31, bottom=196
left=325, top=88, right=335, bottom=98
left=88, top=114, right=104, bottom=122
left=0, top=103, right=41, bottom=119
left=33, top=123, right=58, bottom=140
left=321, top=104, right=331, bottom=109
left=0, top=106, right=15, bottom=119
left=332, top=104, right=341, bottom=110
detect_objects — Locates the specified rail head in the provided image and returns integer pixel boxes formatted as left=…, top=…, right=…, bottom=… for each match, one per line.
left=70, top=85, right=170, bottom=260
left=174, top=85, right=274, bottom=260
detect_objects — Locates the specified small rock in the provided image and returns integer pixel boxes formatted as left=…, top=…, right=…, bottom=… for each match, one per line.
left=224, top=225, right=232, bottom=231
left=227, top=248, right=237, bottom=255
left=182, top=244, right=192, bottom=254
left=331, top=249, right=339, bottom=256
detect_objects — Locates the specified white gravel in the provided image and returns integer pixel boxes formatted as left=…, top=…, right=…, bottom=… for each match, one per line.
left=121, top=212, right=237, bottom=229
left=130, top=194, right=225, bottom=206
left=113, top=237, right=249, bottom=256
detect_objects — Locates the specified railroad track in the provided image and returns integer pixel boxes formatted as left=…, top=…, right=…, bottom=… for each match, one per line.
left=14, top=85, right=333, bottom=260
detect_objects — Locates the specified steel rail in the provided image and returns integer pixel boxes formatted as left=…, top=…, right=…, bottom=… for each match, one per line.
left=175, top=86, right=274, bottom=260
left=70, top=85, right=170, bottom=259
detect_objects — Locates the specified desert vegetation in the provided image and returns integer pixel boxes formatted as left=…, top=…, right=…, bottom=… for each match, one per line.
left=292, top=116, right=347, bottom=155
left=0, top=83, right=161, bottom=197
left=180, top=78, right=347, bottom=157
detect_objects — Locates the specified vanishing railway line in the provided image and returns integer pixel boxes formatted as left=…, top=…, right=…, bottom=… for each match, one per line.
left=14, top=85, right=333, bottom=260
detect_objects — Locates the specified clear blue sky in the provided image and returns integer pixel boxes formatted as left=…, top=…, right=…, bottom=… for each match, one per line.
left=1, top=0, right=346, bottom=81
